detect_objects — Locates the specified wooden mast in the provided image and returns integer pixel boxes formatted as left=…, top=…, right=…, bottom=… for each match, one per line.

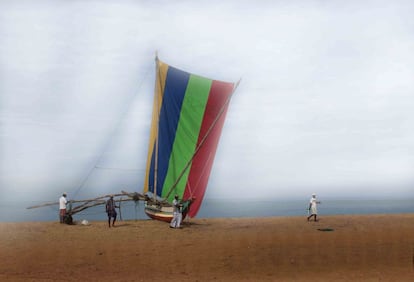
left=153, top=52, right=161, bottom=202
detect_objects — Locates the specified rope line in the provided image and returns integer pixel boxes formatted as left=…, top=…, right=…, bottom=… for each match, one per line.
left=72, top=66, right=152, bottom=199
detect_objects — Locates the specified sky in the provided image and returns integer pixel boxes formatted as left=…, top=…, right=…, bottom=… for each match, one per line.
left=1, top=0, right=413, bottom=206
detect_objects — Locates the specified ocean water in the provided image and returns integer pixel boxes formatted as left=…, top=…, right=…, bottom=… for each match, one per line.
left=1, top=198, right=413, bottom=223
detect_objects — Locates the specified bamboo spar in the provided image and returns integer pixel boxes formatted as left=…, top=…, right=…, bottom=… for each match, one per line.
left=26, top=191, right=146, bottom=216
left=153, top=54, right=160, bottom=200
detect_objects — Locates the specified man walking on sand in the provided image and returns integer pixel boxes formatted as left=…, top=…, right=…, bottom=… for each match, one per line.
left=307, top=193, right=321, bottom=222
left=106, top=195, right=119, bottom=228
left=59, top=192, right=67, bottom=223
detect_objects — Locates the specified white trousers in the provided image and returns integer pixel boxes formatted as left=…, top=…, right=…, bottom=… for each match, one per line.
left=170, top=212, right=182, bottom=228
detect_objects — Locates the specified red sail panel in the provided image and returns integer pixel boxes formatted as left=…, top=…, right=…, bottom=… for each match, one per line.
left=183, top=80, right=234, bottom=217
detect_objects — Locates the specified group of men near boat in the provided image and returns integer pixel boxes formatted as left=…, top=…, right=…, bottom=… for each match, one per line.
left=59, top=193, right=124, bottom=228
left=58, top=192, right=185, bottom=228
left=59, top=192, right=321, bottom=226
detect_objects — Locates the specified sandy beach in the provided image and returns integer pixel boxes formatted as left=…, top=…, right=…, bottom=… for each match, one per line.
left=1, top=214, right=413, bottom=281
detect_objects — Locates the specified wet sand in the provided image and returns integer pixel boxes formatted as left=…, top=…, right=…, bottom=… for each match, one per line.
left=1, top=214, right=413, bottom=281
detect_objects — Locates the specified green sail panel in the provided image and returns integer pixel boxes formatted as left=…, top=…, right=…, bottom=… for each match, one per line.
left=161, top=75, right=212, bottom=200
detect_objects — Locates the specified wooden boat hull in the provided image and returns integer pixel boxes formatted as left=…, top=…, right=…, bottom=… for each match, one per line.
left=144, top=201, right=189, bottom=223
left=144, top=202, right=174, bottom=223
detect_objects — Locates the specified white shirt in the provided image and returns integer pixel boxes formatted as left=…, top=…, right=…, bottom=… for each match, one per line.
left=59, top=196, right=67, bottom=210
left=172, top=198, right=181, bottom=213
left=309, top=196, right=318, bottom=214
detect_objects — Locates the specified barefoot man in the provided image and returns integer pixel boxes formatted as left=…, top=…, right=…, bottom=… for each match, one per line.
left=307, top=193, right=321, bottom=222
left=59, top=192, right=67, bottom=223
left=106, top=195, right=119, bottom=228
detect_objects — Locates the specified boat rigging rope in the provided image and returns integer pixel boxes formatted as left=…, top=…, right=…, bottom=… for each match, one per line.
left=184, top=149, right=214, bottom=198
left=72, top=65, right=152, bottom=199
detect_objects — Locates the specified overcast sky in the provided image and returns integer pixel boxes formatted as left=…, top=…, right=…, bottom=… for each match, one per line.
left=1, top=0, right=413, bottom=204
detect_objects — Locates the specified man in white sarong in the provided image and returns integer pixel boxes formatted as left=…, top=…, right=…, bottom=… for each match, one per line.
left=170, top=195, right=182, bottom=229
left=307, top=193, right=321, bottom=222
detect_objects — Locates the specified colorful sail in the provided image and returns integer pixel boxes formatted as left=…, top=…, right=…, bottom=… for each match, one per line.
left=143, top=58, right=235, bottom=217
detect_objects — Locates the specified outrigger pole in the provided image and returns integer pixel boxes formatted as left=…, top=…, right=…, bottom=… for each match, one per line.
left=27, top=191, right=147, bottom=216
